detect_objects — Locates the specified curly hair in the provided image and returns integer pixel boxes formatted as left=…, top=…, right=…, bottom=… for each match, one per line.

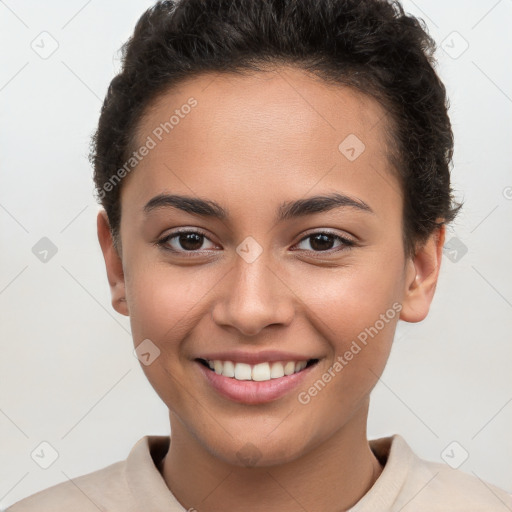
left=90, top=0, right=461, bottom=257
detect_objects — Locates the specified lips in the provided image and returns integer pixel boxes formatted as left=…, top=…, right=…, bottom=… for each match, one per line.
left=193, top=349, right=322, bottom=403
left=195, top=357, right=320, bottom=404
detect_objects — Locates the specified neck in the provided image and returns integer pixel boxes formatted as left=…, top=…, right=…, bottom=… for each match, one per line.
left=160, top=401, right=383, bottom=512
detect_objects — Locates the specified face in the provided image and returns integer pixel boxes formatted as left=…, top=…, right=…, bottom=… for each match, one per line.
left=98, top=66, right=443, bottom=466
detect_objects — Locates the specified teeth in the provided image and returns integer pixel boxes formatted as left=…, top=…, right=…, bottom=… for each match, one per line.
left=222, top=360, right=235, bottom=378
left=270, top=362, right=285, bottom=379
left=284, top=361, right=296, bottom=375
left=204, top=359, right=311, bottom=381
left=252, top=363, right=271, bottom=381
left=234, top=363, right=252, bottom=380
left=296, top=360, right=307, bottom=372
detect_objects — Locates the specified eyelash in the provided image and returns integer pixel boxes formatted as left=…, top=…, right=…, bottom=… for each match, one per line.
left=155, top=229, right=356, bottom=256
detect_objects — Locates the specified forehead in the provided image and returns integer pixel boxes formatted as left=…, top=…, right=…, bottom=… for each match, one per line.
left=122, top=66, right=400, bottom=220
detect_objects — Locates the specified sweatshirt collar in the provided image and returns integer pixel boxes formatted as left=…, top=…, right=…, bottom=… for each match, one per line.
left=125, top=433, right=413, bottom=511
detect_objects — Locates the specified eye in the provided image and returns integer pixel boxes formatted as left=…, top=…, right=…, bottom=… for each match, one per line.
left=156, top=229, right=218, bottom=253
left=156, top=229, right=355, bottom=255
left=294, top=232, right=355, bottom=253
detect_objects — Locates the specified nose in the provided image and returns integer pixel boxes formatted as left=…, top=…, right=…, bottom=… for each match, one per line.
left=211, top=252, right=295, bottom=337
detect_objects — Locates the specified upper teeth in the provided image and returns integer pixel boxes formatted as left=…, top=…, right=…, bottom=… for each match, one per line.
left=207, top=360, right=309, bottom=381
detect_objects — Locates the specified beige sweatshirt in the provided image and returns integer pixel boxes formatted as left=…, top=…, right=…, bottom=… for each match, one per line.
left=6, top=434, right=512, bottom=511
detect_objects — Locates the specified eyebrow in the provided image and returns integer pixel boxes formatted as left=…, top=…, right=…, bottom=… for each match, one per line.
left=143, top=192, right=373, bottom=221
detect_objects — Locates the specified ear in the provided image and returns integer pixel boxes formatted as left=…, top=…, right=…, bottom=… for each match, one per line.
left=400, top=224, right=445, bottom=323
left=97, top=209, right=129, bottom=316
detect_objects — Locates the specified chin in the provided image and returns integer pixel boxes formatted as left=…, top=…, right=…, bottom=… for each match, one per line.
left=204, top=429, right=309, bottom=468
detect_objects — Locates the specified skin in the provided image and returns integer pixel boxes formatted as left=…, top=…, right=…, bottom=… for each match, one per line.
left=97, top=66, right=445, bottom=512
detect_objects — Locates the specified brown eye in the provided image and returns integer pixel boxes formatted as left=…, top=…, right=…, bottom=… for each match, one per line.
left=157, top=230, right=217, bottom=253
left=309, top=233, right=336, bottom=251
left=295, top=232, right=355, bottom=253
left=176, top=232, right=204, bottom=251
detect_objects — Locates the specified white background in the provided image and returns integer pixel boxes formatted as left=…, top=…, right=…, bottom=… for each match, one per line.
left=1, top=0, right=511, bottom=508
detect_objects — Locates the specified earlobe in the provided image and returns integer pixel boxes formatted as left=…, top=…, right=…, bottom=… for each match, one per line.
left=96, top=209, right=129, bottom=316
left=399, top=225, right=445, bottom=323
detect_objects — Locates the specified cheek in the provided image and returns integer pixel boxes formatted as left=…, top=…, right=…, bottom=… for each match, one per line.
left=125, top=262, right=218, bottom=342
left=297, top=301, right=397, bottom=419
left=294, top=254, right=404, bottom=339
left=292, top=258, right=402, bottom=397
left=124, top=264, right=210, bottom=411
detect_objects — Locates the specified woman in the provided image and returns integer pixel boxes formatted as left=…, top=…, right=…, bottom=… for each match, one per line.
left=8, top=0, right=511, bottom=510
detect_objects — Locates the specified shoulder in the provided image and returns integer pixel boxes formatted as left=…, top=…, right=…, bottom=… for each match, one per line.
left=383, top=435, right=512, bottom=511
left=5, top=459, right=129, bottom=512
left=410, top=456, right=512, bottom=511
left=5, top=435, right=172, bottom=512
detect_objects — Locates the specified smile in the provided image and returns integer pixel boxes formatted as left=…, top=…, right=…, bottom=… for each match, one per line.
left=197, top=358, right=319, bottom=382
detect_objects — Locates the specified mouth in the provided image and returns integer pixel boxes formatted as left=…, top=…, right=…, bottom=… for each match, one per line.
left=195, top=356, right=320, bottom=404
left=195, top=357, right=320, bottom=382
